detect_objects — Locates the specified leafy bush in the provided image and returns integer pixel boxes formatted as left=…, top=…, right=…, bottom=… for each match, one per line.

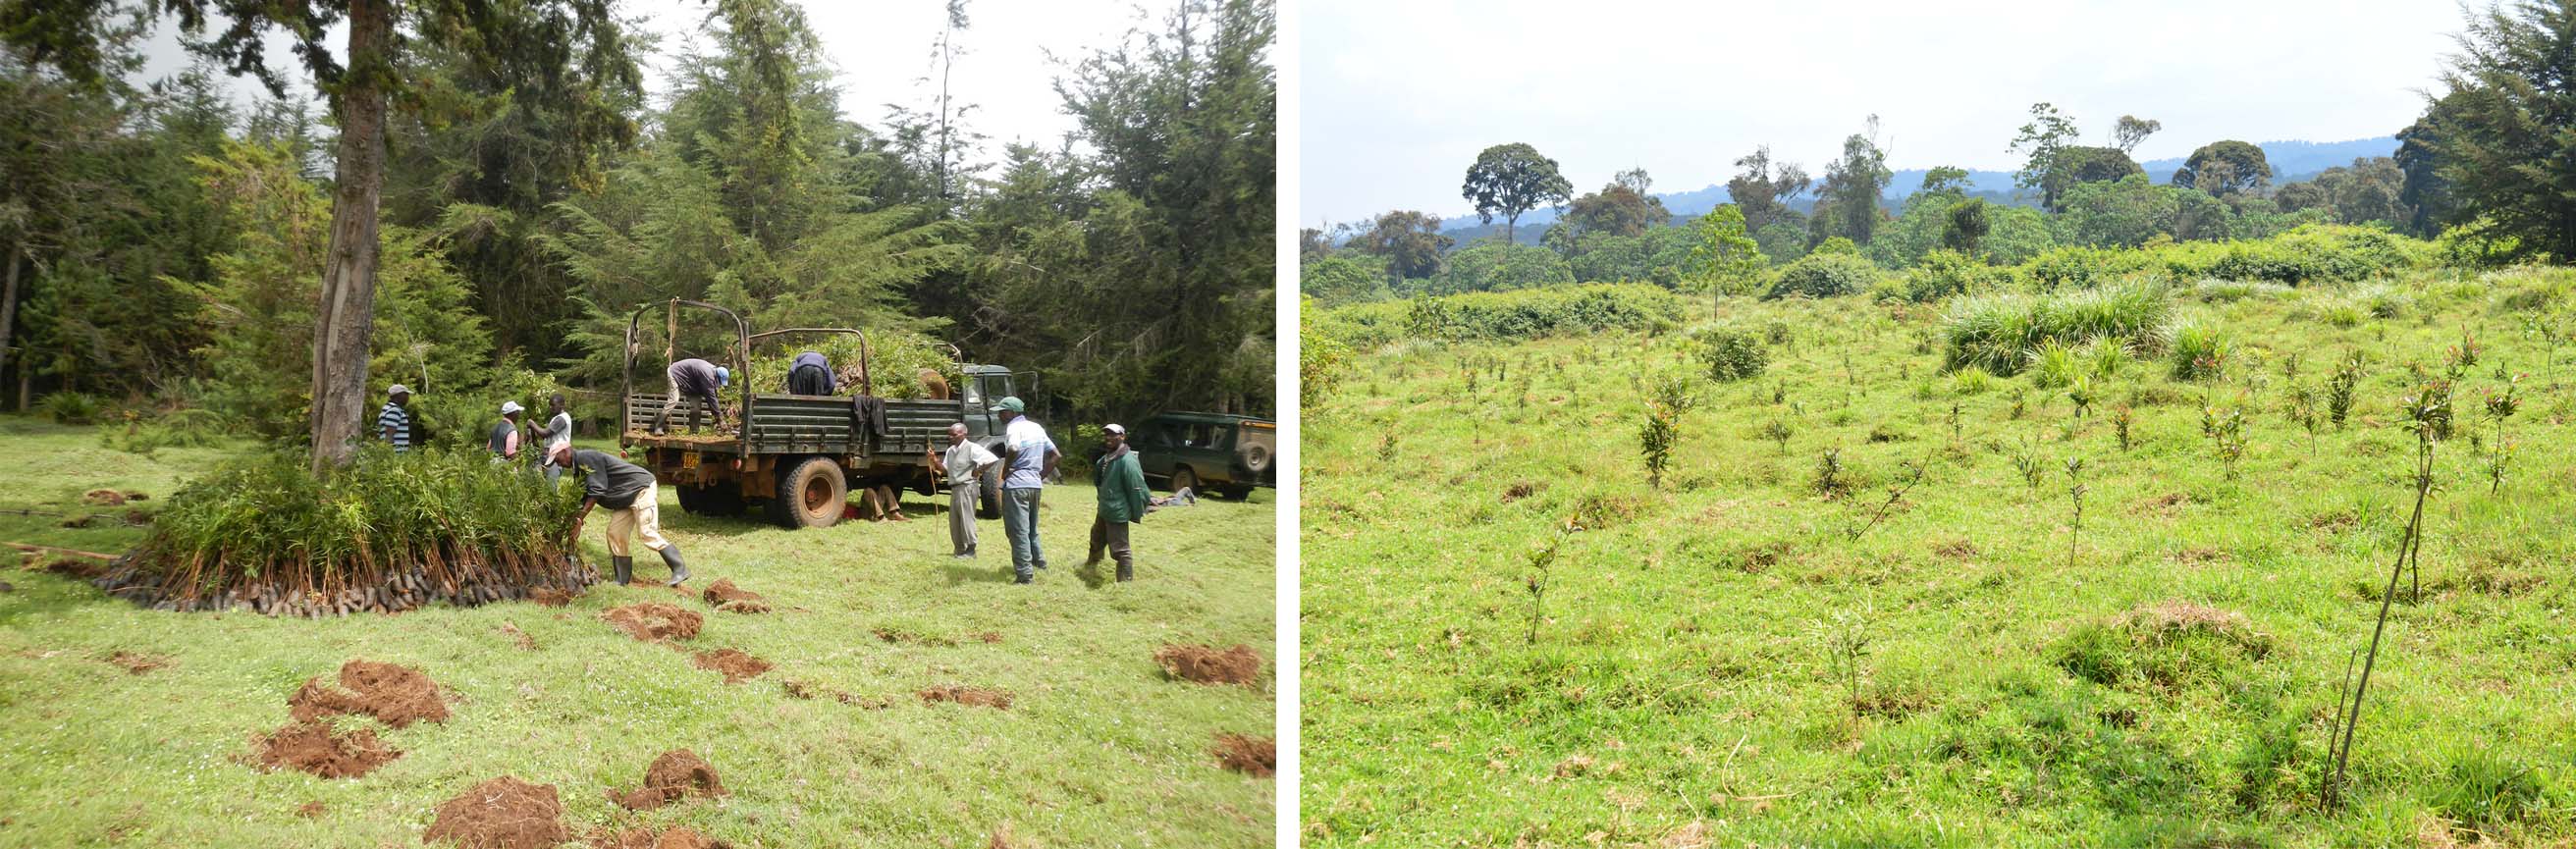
left=2168, top=319, right=2233, bottom=381
left=1904, top=249, right=2012, bottom=303
left=1693, top=326, right=1768, bottom=382
left=743, top=329, right=962, bottom=399
left=1766, top=252, right=1880, bottom=300
left=2022, top=245, right=2152, bottom=291
left=1943, top=282, right=2173, bottom=376
left=1400, top=283, right=1683, bottom=342
left=2156, top=224, right=2429, bottom=286
left=39, top=392, right=105, bottom=425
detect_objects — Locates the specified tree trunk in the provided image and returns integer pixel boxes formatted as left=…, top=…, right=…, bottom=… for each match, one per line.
left=307, top=0, right=393, bottom=473
left=0, top=239, right=20, bottom=383
left=1504, top=212, right=1518, bottom=245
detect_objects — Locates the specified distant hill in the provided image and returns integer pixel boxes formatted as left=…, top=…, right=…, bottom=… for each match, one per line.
left=1428, top=136, right=2400, bottom=239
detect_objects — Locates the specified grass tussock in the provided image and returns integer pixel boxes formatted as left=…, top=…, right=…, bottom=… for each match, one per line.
left=1942, top=281, right=2172, bottom=375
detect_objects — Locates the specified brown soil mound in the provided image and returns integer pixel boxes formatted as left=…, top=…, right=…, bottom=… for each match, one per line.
left=1211, top=732, right=1275, bottom=777
left=780, top=679, right=814, bottom=699
left=528, top=588, right=573, bottom=608
left=254, top=718, right=400, bottom=778
left=288, top=660, right=450, bottom=728
left=1153, top=644, right=1261, bottom=686
left=424, top=776, right=570, bottom=849
left=601, top=603, right=701, bottom=642
left=716, top=600, right=769, bottom=614
left=106, top=651, right=167, bottom=674
left=691, top=649, right=771, bottom=684
left=295, top=801, right=326, bottom=818
left=590, top=826, right=730, bottom=849
left=976, top=631, right=1001, bottom=644
left=499, top=622, right=538, bottom=651
left=81, top=489, right=127, bottom=506
left=700, top=579, right=762, bottom=607
left=918, top=684, right=1012, bottom=710
left=613, top=749, right=727, bottom=811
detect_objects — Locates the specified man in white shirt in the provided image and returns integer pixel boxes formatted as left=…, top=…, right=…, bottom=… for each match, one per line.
left=993, top=397, right=1059, bottom=584
left=939, top=423, right=1000, bottom=558
left=535, top=394, right=575, bottom=484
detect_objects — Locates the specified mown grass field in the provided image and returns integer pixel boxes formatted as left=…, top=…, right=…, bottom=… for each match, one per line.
left=0, top=420, right=1273, bottom=848
left=1303, top=268, right=2576, bottom=847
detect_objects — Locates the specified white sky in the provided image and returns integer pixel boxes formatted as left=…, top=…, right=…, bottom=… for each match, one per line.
left=137, top=0, right=1165, bottom=162
left=1298, top=0, right=2464, bottom=226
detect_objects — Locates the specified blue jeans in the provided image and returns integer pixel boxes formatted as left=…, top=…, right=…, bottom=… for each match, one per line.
left=1002, top=487, right=1045, bottom=580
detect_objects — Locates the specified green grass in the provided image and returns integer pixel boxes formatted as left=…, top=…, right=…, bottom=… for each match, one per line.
left=1303, top=268, right=2576, bottom=847
left=0, top=419, right=1272, bottom=848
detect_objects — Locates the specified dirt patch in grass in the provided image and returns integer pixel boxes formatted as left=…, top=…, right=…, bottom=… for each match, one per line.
left=1154, top=644, right=1261, bottom=687
left=295, top=801, right=326, bottom=818
left=423, top=776, right=570, bottom=849
left=613, top=749, right=727, bottom=811
left=2173, top=546, right=2231, bottom=566
left=976, top=631, right=1001, bottom=643
left=498, top=622, right=538, bottom=651
left=780, top=679, right=814, bottom=699
left=36, top=557, right=104, bottom=579
left=1211, top=733, right=1274, bottom=777
left=122, top=509, right=151, bottom=526
left=81, top=489, right=127, bottom=506
left=700, top=578, right=762, bottom=607
left=918, top=684, right=1013, bottom=710
left=528, top=588, right=573, bottom=608
left=1500, top=481, right=1536, bottom=504
left=690, top=649, right=771, bottom=684
left=105, top=651, right=167, bottom=674
left=601, top=603, right=701, bottom=642
left=253, top=718, right=400, bottom=779
left=1931, top=539, right=1978, bottom=560
left=58, top=515, right=93, bottom=528
left=2136, top=493, right=2191, bottom=518
left=589, top=826, right=731, bottom=849
left=2122, top=600, right=2261, bottom=644
left=289, top=660, right=450, bottom=728
left=837, top=691, right=892, bottom=710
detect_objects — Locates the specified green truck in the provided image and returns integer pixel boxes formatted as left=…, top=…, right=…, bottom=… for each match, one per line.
left=617, top=300, right=1032, bottom=528
left=1130, top=411, right=1275, bottom=500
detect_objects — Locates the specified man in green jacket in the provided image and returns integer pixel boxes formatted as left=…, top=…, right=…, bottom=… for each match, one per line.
left=1088, top=423, right=1152, bottom=583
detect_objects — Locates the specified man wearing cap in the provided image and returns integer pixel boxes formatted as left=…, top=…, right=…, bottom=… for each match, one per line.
left=550, top=443, right=691, bottom=587
left=939, top=422, right=999, bottom=558
left=534, top=395, right=575, bottom=483
left=488, top=401, right=527, bottom=460
left=652, top=357, right=731, bottom=435
left=993, top=397, right=1058, bottom=584
left=378, top=385, right=415, bottom=452
left=1088, top=423, right=1151, bottom=582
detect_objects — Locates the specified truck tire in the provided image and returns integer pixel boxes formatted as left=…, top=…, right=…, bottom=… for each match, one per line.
left=769, top=455, right=846, bottom=529
left=1236, top=442, right=1271, bottom=474
left=1170, top=466, right=1199, bottom=496
left=977, top=470, right=1002, bottom=520
left=676, top=484, right=744, bottom=517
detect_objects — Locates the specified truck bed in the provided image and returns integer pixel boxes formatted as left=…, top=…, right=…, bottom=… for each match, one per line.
left=624, top=392, right=961, bottom=465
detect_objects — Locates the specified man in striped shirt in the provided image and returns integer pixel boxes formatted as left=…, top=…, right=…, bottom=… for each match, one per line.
left=378, top=385, right=414, bottom=452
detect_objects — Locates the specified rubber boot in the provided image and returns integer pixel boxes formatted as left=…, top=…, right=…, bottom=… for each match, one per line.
left=612, top=556, right=633, bottom=586
left=1115, top=560, right=1133, bottom=583
left=660, top=546, right=690, bottom=587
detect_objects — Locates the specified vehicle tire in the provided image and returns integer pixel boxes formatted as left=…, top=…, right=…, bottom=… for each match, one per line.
left=1169, top=466, right=1199, bottom=496
left=676, top=485, right=738, bottom=516
left=770, top=455, right=846, bottom=529
left=977, top=470, right=1002, bottom=520
left=1235, top=442, right=1271, bottom=475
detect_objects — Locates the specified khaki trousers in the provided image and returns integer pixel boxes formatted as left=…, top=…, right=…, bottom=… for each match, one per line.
left=604, top=484, right=670, bottom=557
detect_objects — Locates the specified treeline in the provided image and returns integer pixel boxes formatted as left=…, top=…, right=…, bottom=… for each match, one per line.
left=0, top=0, right=1274, bottom=440
left=1301, top=1, right=2569, bottom=306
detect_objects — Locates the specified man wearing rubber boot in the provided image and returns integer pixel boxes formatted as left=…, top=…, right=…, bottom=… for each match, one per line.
left=1088, top=423, right=1151, bottom=582
left=993, top=397, right=1058, bottom=584
left=553, top=444, right=692, bottom=587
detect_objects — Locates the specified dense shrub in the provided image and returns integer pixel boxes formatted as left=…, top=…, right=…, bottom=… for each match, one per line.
left=1943, top=282, right=2173, bottom=376
left=1905, top=249, right=2015, bottom=303
left=1423, top=241, right=1575, bottom=294
left=1693, top=326, right=1767, bottom=382
left=742, top=330, right=960, bottom=399
left=1313, top=300, right=1408, bottom=350
left=1399, top=283, right=1683, bottom=342
left=2168, top=320, right=2233, bottom=381
left=2022, top=245, right=2153, bottom=291
left=2153, top=224, right=2428, bottom=286
left=1766, top=252, right=1880, bottom=300
left=39, top=392, right=106, bottom=425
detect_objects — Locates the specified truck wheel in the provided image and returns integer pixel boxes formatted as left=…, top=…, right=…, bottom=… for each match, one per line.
left=1236, top=442, right=1271, bottom=475
left=1170, top=466, right=1199, bottom=496
left=676, top=485, right=742, bottom=516
left=770, top=456, right=846, bottom=529
left=977, top=471, right=1002, bottom=520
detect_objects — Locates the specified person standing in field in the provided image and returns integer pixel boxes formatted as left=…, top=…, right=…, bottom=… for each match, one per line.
left=552, top=443, right=691, bottom=587
left=940, top=422, right=999, bottom=558
left=786, top=350, right=835, bottom=396
left=653, top=357, right=729, bottom=435
left=993, top=397, right=1058, bottom=584
left=535, top=394, right=574, bottom=483
left=1088, top=423, right=1151, bottom=583
left=378, top=385, right=414, bottom=452
left=488, top=401, right=526, bottom=460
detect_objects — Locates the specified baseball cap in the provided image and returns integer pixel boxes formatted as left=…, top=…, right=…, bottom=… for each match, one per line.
left=714, top=366, right=730, bottom=386
left=500, top=400, right=524, bottom=415
left=990, top=396, right=1025, bottom=413
left=388, top=384, right=410, bottom=397
left=1102, top=423, right=1125, bottom=435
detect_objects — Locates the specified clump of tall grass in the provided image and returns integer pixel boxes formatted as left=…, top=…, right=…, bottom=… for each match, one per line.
left=2169, top=319, right=2233, bottom=382
left=107, top=447, right=588, bottom=614
left=39, top=391, right=106, bottom=425
left=1942, top=282, right=2172, bottom=376
left=2025, top=340, right=2081, bottom=389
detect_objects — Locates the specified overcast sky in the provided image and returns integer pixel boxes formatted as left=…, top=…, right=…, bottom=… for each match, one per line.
left=1299, top=0, right=2465, bottom=226
left=138, top=0, right=1161, bottom=160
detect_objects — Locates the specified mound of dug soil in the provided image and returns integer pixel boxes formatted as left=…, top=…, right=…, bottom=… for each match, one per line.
left=700, top=579, right=761, bottom=607
left=1211, top=732, right=1275, bottom=777
left=1153, top=644, right=1261, bottom=687
left=589, top=826, right=731, bottom=849
left=918, top=684, right=1012, bottom=710
left=613, top=749, right=727, bottom=811
left=691, top=649, right=772, bottom=684
left=82, top=489, right=128, bottom=506
left=424, top=776, right=570, bottom=849
left=253, top=718, right=401, bottom=778
left=602, top=603, right=701, bottom=642
left=290, top=660, right=449, bottom=728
